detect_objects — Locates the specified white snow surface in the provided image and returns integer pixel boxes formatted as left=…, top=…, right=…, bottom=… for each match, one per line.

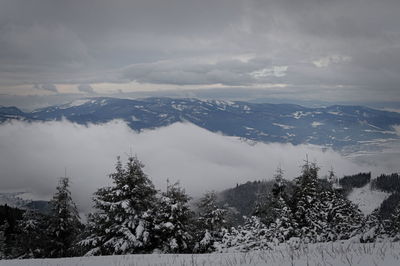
left=292, top=111, right=311, bottom=119
left=347, top=183, right=390, bottom=215
left=311, top=121, right=324, bottom=128
left=2, top=241, right=400, bottom=266
left=273, top=123, right=295, bottom=130
left=59, top=99, right=91, bottom=109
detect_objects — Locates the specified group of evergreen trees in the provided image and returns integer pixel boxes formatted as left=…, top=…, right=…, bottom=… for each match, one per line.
left=216, top=162, right=400, bottom=252
left=0, top=205, right=23, bottom=258
left=78, top=156, right=228, bottom=256
left=0, top=156, right=228, bottom=258
left=0, top=177, right=82, bottom=259
left=1, top=155, right=400, bottom=259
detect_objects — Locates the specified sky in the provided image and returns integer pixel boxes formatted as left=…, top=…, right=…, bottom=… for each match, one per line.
left=1, top=120, right=394, bottom=213
left=0, top=0, right=400, bottom=107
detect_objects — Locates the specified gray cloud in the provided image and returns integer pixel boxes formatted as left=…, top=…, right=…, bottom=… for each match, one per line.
left=77, top=84, right=95, bottom=94
left=0, top=120, right=396, bottom=214
left=34, top=83, right=58, bottom=92
left=120, top=58, right=287, bottom=86
left=0, top=0, right=399, bottom=101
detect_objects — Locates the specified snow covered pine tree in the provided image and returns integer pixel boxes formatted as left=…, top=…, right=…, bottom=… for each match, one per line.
left=79, top=156, right=157, bottom=255
left=17, top=210, right=51, bottom=258
left=0, top=221, right=8, bottom=259
left=292, top=160, right=335, bottom=243
left=48, top=177, right=82, bottom=257
left=292, top=161, right=364, bottom=243
left=154, top=181, right=193, bottom=253
left=219, top=167, right=296, bottom=251
left=361, top=209, right=386, bottom=242
left=389, top=202, right=400, bottom=240
left=195, top=191, right=227, bottom=252
left=267, top=167, right=297, bottom=244
left=322, top=171, right=364, bottom=241
left=220, top=162, right=365, bottom=250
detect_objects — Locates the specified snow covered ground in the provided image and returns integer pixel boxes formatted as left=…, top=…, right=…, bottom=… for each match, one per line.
left=347, top=183, right=390, bottom=215
left=2, top=241, right=400, bottom=266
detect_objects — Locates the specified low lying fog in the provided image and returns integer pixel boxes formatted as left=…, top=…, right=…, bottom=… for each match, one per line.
left=0, top=120, right=394, bottom=213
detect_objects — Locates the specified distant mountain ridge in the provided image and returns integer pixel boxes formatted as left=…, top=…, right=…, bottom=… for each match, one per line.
left=1, top=97, right=400, bottom=149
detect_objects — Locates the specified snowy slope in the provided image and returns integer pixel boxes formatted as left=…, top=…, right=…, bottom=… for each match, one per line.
left=2, top=242, right=400, bottom=266
left=347, top=183, right=390, bottom=215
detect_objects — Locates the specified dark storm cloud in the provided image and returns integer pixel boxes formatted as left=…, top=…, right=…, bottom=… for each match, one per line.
left=0, top=0, right=399, bottom=101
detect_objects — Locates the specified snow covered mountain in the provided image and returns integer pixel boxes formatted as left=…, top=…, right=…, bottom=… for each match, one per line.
left=1, top=97, right=400, bottom=150
left=0, top=106, right=25, bottom=122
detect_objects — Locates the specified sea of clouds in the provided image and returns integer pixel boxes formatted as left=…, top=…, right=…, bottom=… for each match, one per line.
left=0, top=120, right=395, bottom=214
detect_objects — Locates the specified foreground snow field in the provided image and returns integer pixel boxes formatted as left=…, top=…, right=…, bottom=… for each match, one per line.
left=2, top=241, right=400, bottom=266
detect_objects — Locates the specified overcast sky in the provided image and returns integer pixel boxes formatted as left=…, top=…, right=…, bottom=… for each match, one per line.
left=0, top=0, right=400, bottom=104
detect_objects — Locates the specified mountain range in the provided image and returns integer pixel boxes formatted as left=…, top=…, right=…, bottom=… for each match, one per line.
left=1, top=97, right=400, bottom=150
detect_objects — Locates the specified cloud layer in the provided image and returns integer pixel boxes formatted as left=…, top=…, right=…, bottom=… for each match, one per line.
left=120, top=58, right=288, bottom=86
left=0, top=0, right=399, bottom=102
left=1, top=120, right=394, bottom=214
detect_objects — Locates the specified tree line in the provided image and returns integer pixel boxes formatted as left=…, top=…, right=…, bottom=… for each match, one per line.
left=1, top=156, right=400, bottom=258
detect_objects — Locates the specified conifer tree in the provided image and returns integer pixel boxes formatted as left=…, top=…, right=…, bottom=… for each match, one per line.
left=360, top=209, right=385, bottom=242
left=319, top=169, right=364, bottom=241
left=17, top=210, right=51, bottom=258
left=292, top=162, right=364, bottom=242
left=217, top=216, right=270, bottom=252
left=154, top=181, right=193, bottom=253
left=327, top=167, right=335, bottom=184
left=272, top=167, right=285, bottom=198
left=324, top=190, right=364, bottom=241
left=292, top=160, right=328, bottom=243
left=253, top=168, right=287, bottom=226
left=48, top=177, right=82, bottom=257
left=253, top=192, right=275, bottom=226
left=0, top=222, right=8, bottom=259
left=0, top=206, right=23, bottom=259
left=223, top=167, right=296, bottom=250
left=264, top=167, right=296, bottom=243
left=195, top=191, right=227, bottom=252
left=80, top=156, right=157, bottom=255
left=389, top=202, right=400, bottom=238
left=268, top=196, right=296, bottom=244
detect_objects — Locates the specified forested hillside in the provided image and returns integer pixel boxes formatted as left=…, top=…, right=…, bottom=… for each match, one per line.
left=1, top=156, right=400, bottom=259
